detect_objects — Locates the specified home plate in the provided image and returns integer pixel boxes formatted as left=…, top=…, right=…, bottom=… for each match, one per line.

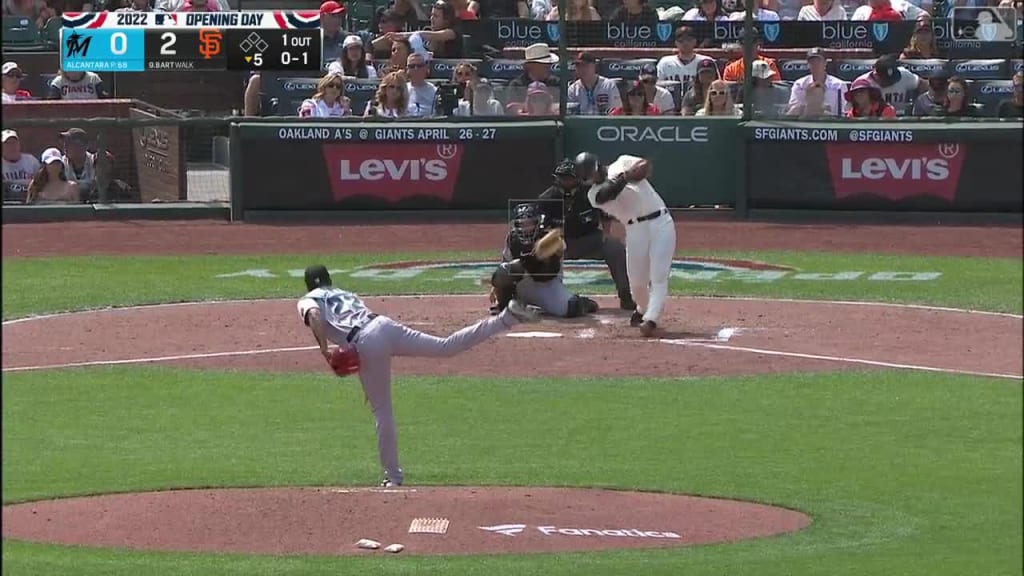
left=660, top=327, right=743, bottom=345
left=576, top=328, right=596, bottom=339
left=506, top=331, right=563, bottom=338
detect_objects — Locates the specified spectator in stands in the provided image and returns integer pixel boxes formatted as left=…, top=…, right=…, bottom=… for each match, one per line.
left=855, top=54, right=926, bottom=112
left=3, top=0, right=37, bottom=18
left=639, top=62, right=676, bottom=115
left=722, top=29, right=780, bottom=83
left=328, top=35, right=378, bottom=79
left=321, top=1, right=348, bottom=66
left=509, top=43, right=560, bottom=103
left=449, top=0, right=478, bottom=19
left=47, top=70, right=109, bottom=100
left=456, top=78, right=503, bottom=115
left=371, top=10, right=406, bottom=60
left=120, top=0, right=158, bottom=10
left=939, top=76, right=975, bottom=117
left=611, top=0, right=658, bottom=21
left=787, top=48, right=846, bottom=117
left=611, top=80, right=660, bottom=115
left=657, top=27, right=714, bottom=94
left=405, top=53, right=438, bottom=117
left=696, top=79, right=739, bottom=116
left=845, top=77, right=897, bottom=117
left=26, top=148, right=78, bottom=204
left=851, top=0, right=924, bottom=20
left=386, top=0, right=429, bottom=29
left=739, top=60, right=789, bottom=117
left=2, top=130, right=39, bottom=203
left=683, top=0, right=730, bottom=20
left=520, top=81, right=556, bottom=116
left=681, top=58, right=718, bottom=115
left=158, top=0, right=226, bottom=10
left=797, top=0, right=847, bottom=20
left=299, top=73, right=352, bottom=118
left=997, top=72, right=1023, bottom=118
left=179, top=0, right=220, bottom=11
left=902, top=21, right=937, bottom=58
left=386, top=2, right=463, bottom=60
left=452, top=61, right=478, bottom=85
left=547, top=0, right=601, bottom=20
left=728, top=0, right=780, bottom=20
left=912, top=70, right=948, bottom=116
left=567, top=52, right=621, bottom=116
left=788, top=82, right=832, bottom=117
left=2, top=62, right=32, bottom=103
left=775, top=0, right=803, bottom=19
left=472, top=0, right=529, bottom=18
left=381, top=38, right=411, bottom=75
left=59, top=128, right=97, bottom=201
left=366, top=70, right=409, bottom=117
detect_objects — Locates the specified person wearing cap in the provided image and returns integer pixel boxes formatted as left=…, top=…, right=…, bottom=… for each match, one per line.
left=638, top=62, right=676, bottom=116
left=901, top=20, right=937, bottom=59
left=328, top=35, right=378, bottom=79
left=320, top=1, right=349, bottom=66
left=2, top=130, right=41, bottom=203
left=680, top=58, right=719, bottom=115
left=682, top=0, right=730, bottom=21
left=2, top=62, right=32, bottom=104
left=737, top=60, right=788, bottom=117
left=656, top=27, right=714, bottom=96
left=508, top=43, right=560, bottom=103
left=47, top=70, right=109, bottom=100
left=912, top=70, right=950, bottom=116
left=404, top=53, right=438, bottom=117
left=567, top=53, right=621, bottom=116
left=385, top=1, right=464, bottom=60
left=797, top=0, right=847, bottom=20
left=611, top=0, right=658, bottom=22
left=721, top=30, right=780, bottom=83
left=520, top=81, right=557, bottom=116
left=727, top=0, right=780, bottom=20
left=371, top=10, right=410, bottom=60
left=850, top=0, right=923, bottom=20
left=853, top=54, right=926, bottom=113
left=27, top=148, right=79, bottom=204
left=787, top=48, right=847, bottom=117
left=845, top=77, right=897, bottom=118
left=472, top=0, right=529, bottom=18
left=59, top=128, right=100, bottom=201
left=546, top=0, right=600, bottom=20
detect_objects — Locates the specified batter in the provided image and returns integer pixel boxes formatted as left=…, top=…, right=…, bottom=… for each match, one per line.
left=297, top=265, right=539, bottom=487
left=582, top=153, right=677, bottom=337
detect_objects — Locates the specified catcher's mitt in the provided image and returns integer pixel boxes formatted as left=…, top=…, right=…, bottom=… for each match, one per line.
left=329, top=347, right=360, bottom=377
left=533, top=228, right=565, bottom=260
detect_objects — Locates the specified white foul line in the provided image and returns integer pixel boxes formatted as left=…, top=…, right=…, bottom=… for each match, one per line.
left=2, top=345, right=318, bottom=373
left=662, top=340, right=1023, bottom=381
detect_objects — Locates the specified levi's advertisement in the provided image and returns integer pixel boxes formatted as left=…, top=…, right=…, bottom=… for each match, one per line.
left=322, top=143, right=464, bottom=203
left=824, top=143, right=965, bottom=202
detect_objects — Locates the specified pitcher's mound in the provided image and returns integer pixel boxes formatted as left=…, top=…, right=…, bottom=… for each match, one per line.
left=2, top=486, right=811, bottom=556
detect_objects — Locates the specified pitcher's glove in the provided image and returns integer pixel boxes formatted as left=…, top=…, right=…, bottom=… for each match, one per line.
left=329, top=347, right=360, bottom=377
left=533, top=228, right=566, bottom=260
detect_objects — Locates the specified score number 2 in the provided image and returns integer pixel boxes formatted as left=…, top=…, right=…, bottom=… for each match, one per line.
left=160, top=32, right=176, bottom=55
left=458, top=128, right=496, bottom=140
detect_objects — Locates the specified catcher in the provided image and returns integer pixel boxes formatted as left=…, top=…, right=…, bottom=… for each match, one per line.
left=489, top=202, right=600, bottom=318
left=298, top=264, right=539, bottom=487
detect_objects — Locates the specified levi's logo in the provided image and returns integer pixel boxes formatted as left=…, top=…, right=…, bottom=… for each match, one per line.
left=323, top=143, right=463, bottom=203
left=825, top=143, right=965, bottom=202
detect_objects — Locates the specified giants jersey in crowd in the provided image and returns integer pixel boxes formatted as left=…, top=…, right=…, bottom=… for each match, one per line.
left=656, top=53, right=713, bottom=93
left=854, top=68, right=921, bottom=106
left=297, top=287, right=374, bottom=345
left=503, top=232, right=562, bottom=282
left=567, top=76, right=622, bottom=115
left=2, top=153, right=40, bottom=200
left=588, top=155, right=667, bottom=224
left=47, top=72, right=108, bottom=100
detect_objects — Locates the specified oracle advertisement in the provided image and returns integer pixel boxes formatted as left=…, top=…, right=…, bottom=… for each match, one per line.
left=237, top=126, right=558, bottom=212
left=747, top=138, right=1022, bottom=212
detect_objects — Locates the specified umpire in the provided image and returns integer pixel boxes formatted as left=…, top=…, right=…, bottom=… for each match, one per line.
left=538, top=156, right=634, bottom=310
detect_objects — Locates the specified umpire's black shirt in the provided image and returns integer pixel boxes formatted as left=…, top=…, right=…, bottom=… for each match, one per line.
left=538, top=184, right=601, bottom=240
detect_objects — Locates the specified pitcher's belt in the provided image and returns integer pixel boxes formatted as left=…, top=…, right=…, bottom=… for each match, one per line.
left=627, top=209, right=668, bottom=225
left=346, top=313, right=380, bottom=343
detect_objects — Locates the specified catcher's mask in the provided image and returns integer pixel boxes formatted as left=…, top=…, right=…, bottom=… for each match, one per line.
left=574, top=151, right=601, bottom=185
left=511, top=203, right=544, bottom=245
left=304, top=264, right=332, bottom=291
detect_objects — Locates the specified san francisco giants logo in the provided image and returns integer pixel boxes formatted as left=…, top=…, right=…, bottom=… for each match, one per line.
left=198, top=28, right=223, bottom=60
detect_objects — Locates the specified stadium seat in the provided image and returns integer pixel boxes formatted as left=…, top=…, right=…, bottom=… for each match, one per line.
left=973, top=79, right=1014, bottom=116
left=41, top=16, right=61, bottom=49
left=829, top=59, right=877, bottom=82
left=778, top=59, right=810, bottom=82
left=481, top=59, right=525, bottom=80
left=899, top=59, right=947, bottom=79
left=599, top=58, right=658, bottom=80
left=949, top=59, right=1010, bottom=80
left=2, top=16, right=44, bottom=51
left=429, top=58, right=484, bottom=80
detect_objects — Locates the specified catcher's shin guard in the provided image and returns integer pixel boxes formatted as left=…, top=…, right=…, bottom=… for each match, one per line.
left=490, top=261, right=523, bottom=311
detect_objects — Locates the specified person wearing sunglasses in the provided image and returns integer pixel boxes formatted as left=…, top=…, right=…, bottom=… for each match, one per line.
left=298, top=73, right=352, bottom=118
left=696, top=80, right=739, bottom=116
left=405, top=53, right=438, bottom=117
left=610, top=80, right=661, bottom=116
left=385, top=1, right=464, bottom=60
left=939, top=76, right=976, bottom=117
left=639, top=63, right=676, bottom=116
left=997, top=71, right=1024, bottom=119
left=367, top=71, right=410, bottom=118
left=680, top=58, right=719, bottom=116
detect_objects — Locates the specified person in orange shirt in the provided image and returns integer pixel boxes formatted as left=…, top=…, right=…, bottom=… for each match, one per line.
left=721, top=29, right=780, bottom=83
left=845, top=77, right=897, bottom=118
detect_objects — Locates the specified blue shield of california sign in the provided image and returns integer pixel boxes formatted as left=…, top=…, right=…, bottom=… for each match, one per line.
left=546, top=23, right=560, bottom=43
left=656, top=22, right=673, bottom=43
left=872, top=22, right=889, bottom=42
left=762, top=22, right=780, bottom=42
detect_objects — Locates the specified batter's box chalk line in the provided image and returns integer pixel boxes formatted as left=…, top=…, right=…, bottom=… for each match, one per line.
left=505, top=331, right=563, bottom=338
left=409, top=517, right=450, bottom=535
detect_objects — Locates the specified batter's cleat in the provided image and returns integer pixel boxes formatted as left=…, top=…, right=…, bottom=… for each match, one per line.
left=380, top=477, right=402, bottom=488
left=506, top=299, right=540, bottom=323
left=639, top=320, right=658, bottom=337
left=629, top=311, right=644, bottom=327
left=619, top=296, right=637, bottom=311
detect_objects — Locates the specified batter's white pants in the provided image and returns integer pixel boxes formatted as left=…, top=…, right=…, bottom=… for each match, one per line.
left=624, top=212, right=676, bottom=324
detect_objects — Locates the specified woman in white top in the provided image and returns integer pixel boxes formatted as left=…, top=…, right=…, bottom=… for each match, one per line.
left=26, top=148, right=78, bottom=204
left=695, top=80, right=741, bottom=116
left=455, top=79, right=504, bottom=116
left=327, top=35, right=378, bottom=80
left=365, top=70, right=409, bottom=118
left=797, top=0, right=848, bottom=20
left=682, top=0, right=730, bottom=21
left=546, top=0, right=601, bottom=21
left=298, top=74, right=352, bottom=118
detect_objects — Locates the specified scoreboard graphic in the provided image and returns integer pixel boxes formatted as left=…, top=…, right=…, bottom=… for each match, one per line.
left=59, top=11, right=322, bottom=73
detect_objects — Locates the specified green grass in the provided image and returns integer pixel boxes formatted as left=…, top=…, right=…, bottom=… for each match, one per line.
left=3, top=250, right=1021, bottom=318
left=2, top=368, right=1022, bottom=575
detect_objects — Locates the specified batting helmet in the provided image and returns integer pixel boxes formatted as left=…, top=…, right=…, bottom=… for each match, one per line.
left=304, top=264, right=332, bottom=291
left=574, top=151, right=601, bottom=184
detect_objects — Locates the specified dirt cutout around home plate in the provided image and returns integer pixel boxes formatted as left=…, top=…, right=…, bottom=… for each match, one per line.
left=1, top=487, right=811, bottom=556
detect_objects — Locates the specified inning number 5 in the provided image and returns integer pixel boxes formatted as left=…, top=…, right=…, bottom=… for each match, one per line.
left=160, top=32, right=177, bottom=56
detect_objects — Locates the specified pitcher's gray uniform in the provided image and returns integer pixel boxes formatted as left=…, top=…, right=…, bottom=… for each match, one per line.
left=297, top=265, right=537, bottom=487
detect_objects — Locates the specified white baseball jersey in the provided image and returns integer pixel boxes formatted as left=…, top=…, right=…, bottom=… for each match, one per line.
left=567, top=75, right=622, bottom=116
left=48, top=72, right=106, bottom=100
left=651, top=85, right=676, bottom=115
left=656, top=54, right=713, bottom=93
left=297, top=287, right=375, bottom=346
left=3, top=153, right=41, bottom=188
left=855, top=68, right=921, bottom=106
left=587, top=155, right=667, bottom=224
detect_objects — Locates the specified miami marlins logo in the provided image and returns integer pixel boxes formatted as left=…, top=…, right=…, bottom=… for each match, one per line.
left=871, top=22, right=889, bottom=42
left=762, top=22, right=780, bottom=42
left=273, top=11, right=321, bottom=29
left=656, top=22, right=673, bottom=42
